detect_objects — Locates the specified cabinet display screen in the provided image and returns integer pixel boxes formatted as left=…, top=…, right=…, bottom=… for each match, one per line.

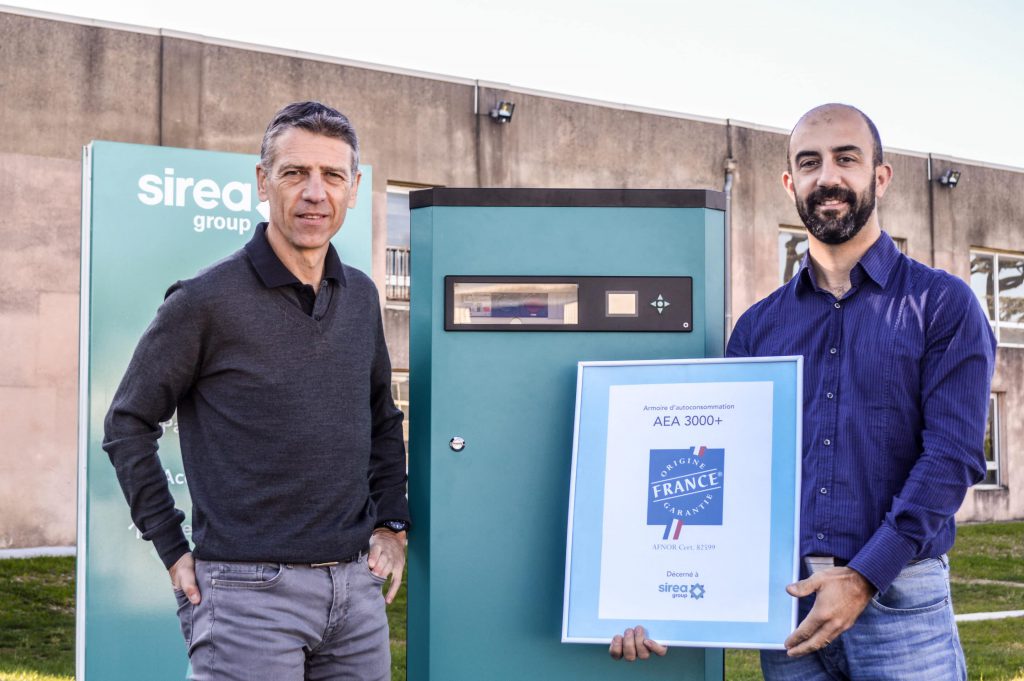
left=453, top=282, right=579, bottom=325
left=445, top=276, right=693, bottom=332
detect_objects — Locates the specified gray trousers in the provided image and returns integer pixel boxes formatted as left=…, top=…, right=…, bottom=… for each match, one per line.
left=174, top=555, right=391, bottom=681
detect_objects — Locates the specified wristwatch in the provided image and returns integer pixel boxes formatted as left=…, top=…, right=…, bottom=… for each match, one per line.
left=375, top=519, right=410, bottom=533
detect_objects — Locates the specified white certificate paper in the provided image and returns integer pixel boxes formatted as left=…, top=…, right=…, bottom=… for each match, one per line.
left=597, top=381, right=773, bottom=622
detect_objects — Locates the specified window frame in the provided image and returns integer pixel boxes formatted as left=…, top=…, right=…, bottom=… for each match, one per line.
left=970, top=247, right=1024, bottom=348
left=977, top=392, right=1003, bottom=489
left=778, top=226, right=809, bottom=285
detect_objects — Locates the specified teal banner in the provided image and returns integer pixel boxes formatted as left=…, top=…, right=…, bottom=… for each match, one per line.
left=77, top=141, right=372, bottom=680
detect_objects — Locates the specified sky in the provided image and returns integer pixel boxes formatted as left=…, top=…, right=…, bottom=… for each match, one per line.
left=7, top=0, right=1024, bottom=168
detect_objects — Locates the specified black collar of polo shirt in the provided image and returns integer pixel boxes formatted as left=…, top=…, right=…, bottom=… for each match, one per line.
left=244, top=222, right=347, bottom=289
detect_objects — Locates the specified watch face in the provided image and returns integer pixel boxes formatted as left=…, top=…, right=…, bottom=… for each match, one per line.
left=382, top=520, right=409, bottom=532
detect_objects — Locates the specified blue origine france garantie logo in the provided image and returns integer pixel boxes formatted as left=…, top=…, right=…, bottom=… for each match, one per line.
left=648, top=447, right=724, bottom=540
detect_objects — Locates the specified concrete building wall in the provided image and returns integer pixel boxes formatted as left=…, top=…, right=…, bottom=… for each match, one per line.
left=0, top=9, right=1020, bottom=547
left=474, top=89, right=727, bottom=190
left=877, top=153, right=933, bottom=264
left=0, top=14, right=162, bottom=160
left=728, top=124, right=798, bottom=316
left=938, top=161, right=1024, bottom=522
left=0, top=152, right=81, bottom=547
left=0, top=12, right=164, bottom=548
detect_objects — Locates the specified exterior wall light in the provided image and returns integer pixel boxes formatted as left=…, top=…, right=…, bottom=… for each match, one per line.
left=938, top=169, right=961, bottom=188
left=490, top=100, right=515, bottom=123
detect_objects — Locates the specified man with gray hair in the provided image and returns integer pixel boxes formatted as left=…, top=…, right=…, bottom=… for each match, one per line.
left=104, top=100, right=409, bottom=680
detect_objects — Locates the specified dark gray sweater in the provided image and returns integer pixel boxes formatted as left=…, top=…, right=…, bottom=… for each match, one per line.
left=103, top=226, right=408, bottom=568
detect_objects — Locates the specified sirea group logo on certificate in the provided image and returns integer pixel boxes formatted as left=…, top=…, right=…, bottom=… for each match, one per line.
left=647, top=447, right=725, bottom=539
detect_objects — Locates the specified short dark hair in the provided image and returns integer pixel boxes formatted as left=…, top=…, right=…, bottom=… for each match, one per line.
left=787, top=103, right=884, bottom=170
left=260, top=101, right=359, bottom=179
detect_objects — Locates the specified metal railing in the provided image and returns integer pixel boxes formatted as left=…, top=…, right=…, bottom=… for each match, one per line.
left=386, top=247, right=410, bottom=301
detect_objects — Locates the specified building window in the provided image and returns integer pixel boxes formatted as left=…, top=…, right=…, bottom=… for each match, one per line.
left=384, top=183, right=429, bottom=448
left=385, top=247, right=410, bottom=302
left=970, top=249, right=1024, bottom=347
left=386, top=185, right=413, bottom=249
left=981, top=393, right=1002, bottom=486
left=386, top=184, right=428, bottom=302
left=779, top=227, right=808, bottom=284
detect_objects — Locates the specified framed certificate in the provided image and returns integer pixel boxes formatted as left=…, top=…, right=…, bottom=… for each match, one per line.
left=562, top=357, right=802, bottom=649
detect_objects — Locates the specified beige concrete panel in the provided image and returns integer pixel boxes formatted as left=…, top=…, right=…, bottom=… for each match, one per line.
left=36, top=292, right=80, bottom=385
left=158, top=38, right=479, bottom=189
left=929, top=161, right=1024, bottom=282
left=476, top=87, right=726, bottom=190
left=0, top=239, right=80, bottom=297
left=878, top=154, right=931, bottom=264
left=371, top=188, right=387, bottom=291
left=958, top=489, right=1011, bottom=523
left=0, top=13, right=161, bottom=159
left=0, top=153, right=82, bottom=293
left=728, top=126, right=798, bottom=319
left=725, top=127, right=761, bottom=325
left=0, top=311, right=39, bottom=386
left=931, top=160, right=1024, bottom=261
left=54, top=374, right=80, bottom=455
left=0, top=153, right=79, bottom=248
left=160, top=37, right=204, bottom=149
left=0, top=149, right=83, bottom=546
left=0, top=386, right=76, bottom=548
left=929, top=178, right=958, bottom=277
left=350, top=73, right=477, bottom=188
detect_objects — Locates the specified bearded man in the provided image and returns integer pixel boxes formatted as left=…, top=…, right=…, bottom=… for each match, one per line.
left=611, top=104, right=995, bottom=681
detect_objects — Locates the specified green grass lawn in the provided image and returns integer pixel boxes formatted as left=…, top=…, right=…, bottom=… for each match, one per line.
left=0, top=557, right=74, bottom=681
left=387, top=583, right=408, bottom=681
left=950, top=521, right=1024, bottom=584
left=950, top=522, right=1024, bottom=681
left=2, top=521, right=1022, bottom=680
left=949, top=520, right=1024, bottom=616
left=953, top=581, right=1024, bottom=614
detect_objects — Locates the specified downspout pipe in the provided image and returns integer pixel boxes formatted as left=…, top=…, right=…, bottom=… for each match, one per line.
left=158, top=31, right=164, bottom=146
left=474, top=80, right=483, bottom=187
left=722, top=159, right=735, bottom=352
left=722, top=122, right=736, bottom=351
left=926, top=154, right=936, bottom=266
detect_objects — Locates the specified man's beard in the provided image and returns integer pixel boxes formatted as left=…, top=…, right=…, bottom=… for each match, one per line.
left=795, top=179, right=876, bottom=245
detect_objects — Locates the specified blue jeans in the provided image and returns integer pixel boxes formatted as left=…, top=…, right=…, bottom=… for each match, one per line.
left=761, top=556, right=965, bottom=680
left=175, top=555, right=391, bottom=681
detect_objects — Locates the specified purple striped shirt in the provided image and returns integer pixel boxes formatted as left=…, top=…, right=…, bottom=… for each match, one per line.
left=727, top=232, right=996, bottom=592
